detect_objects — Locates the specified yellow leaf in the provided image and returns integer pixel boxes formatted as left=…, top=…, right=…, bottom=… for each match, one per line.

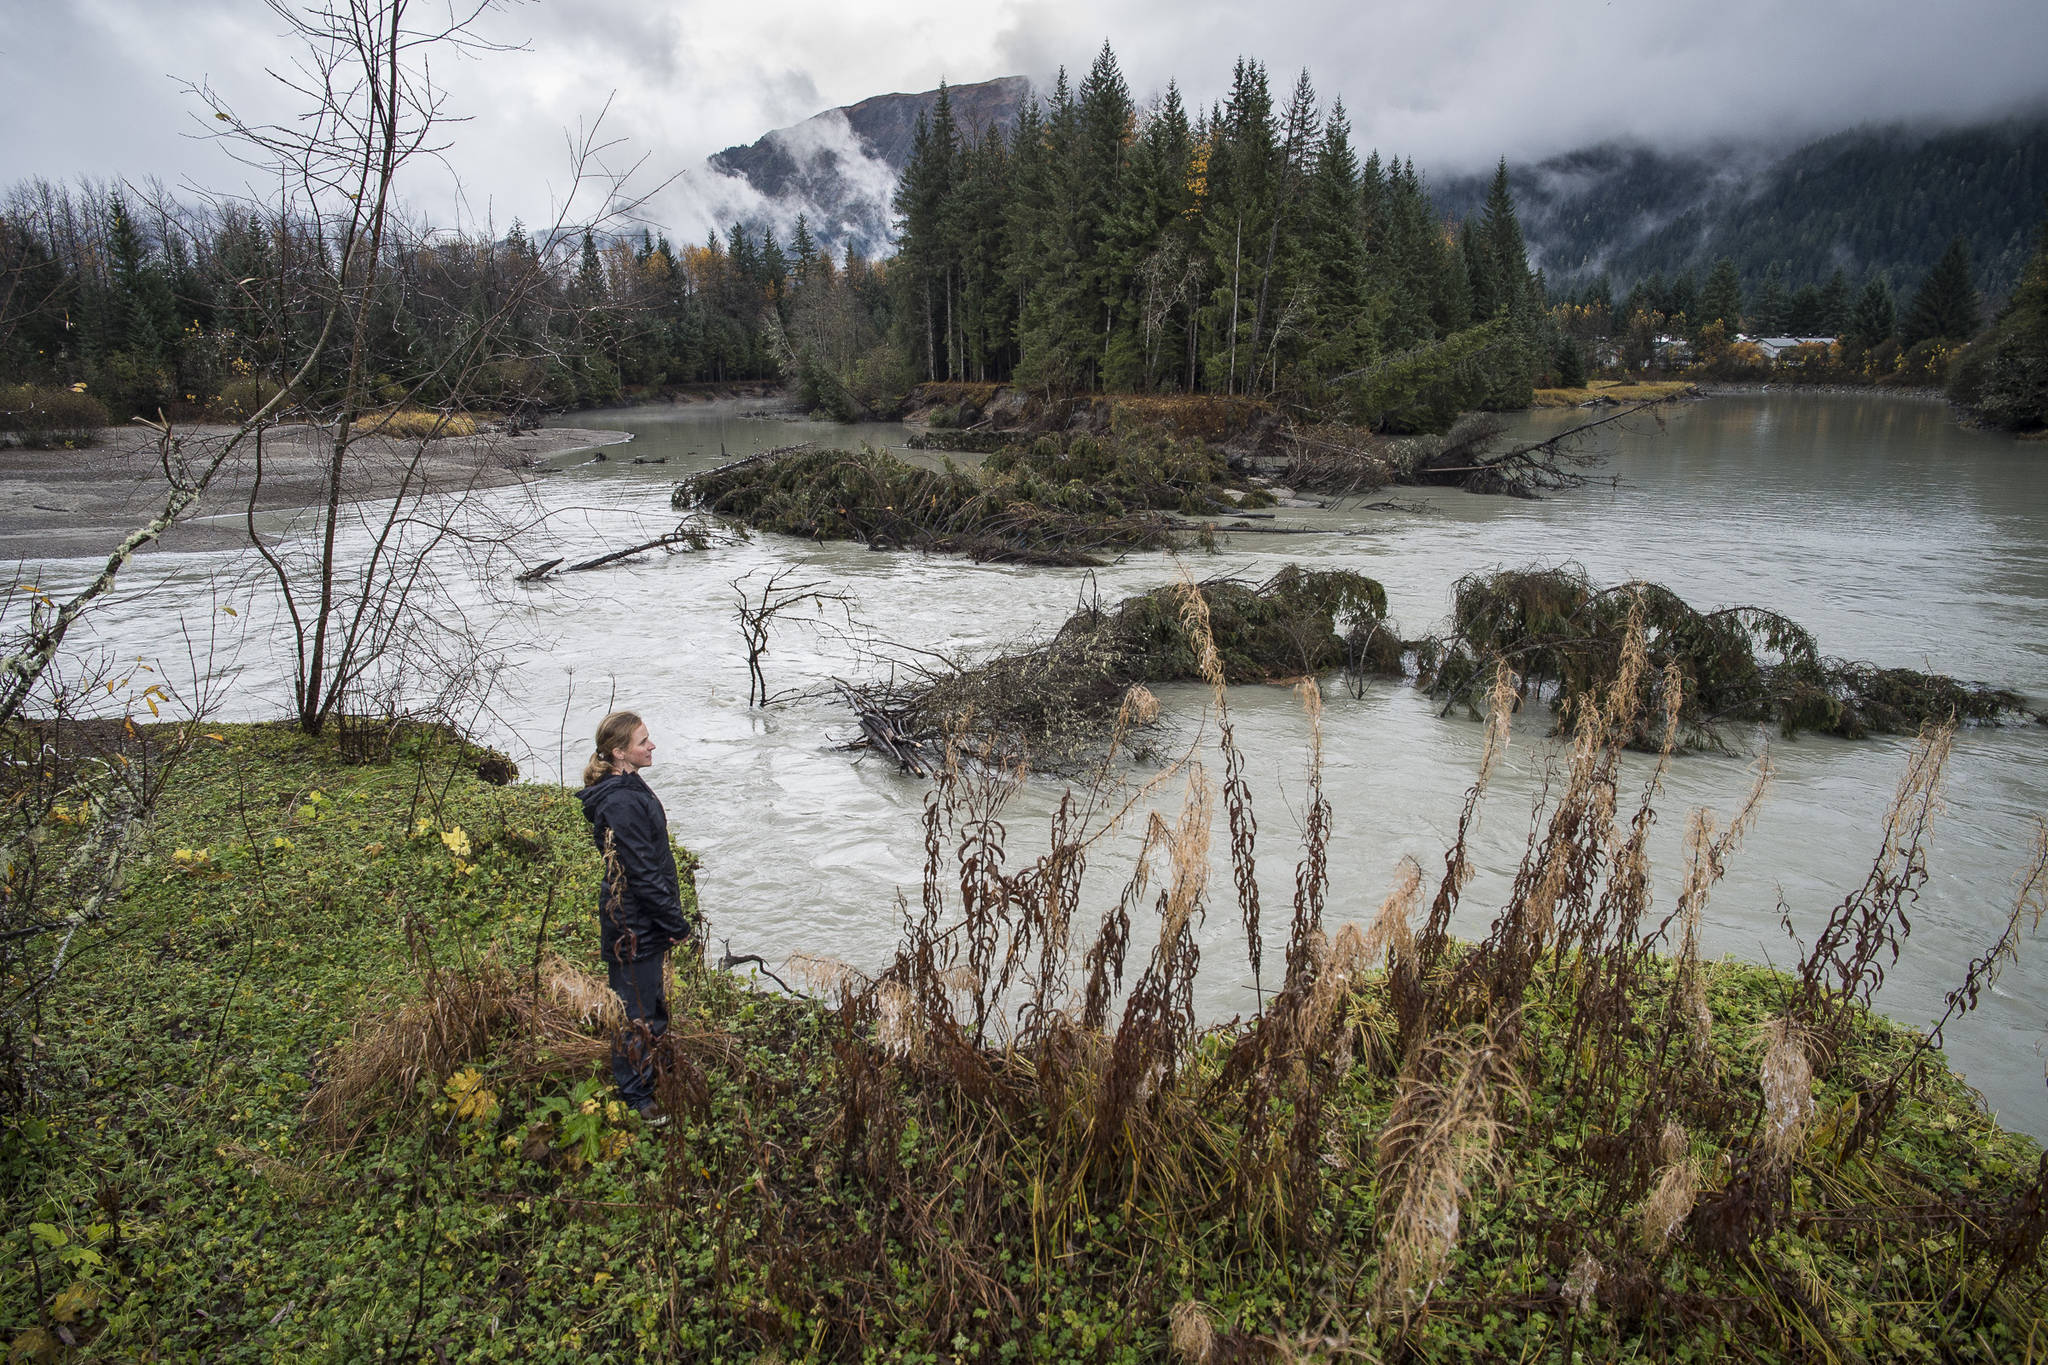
left=49, top=1280, right=99, bottom=1323
left=220, top=605, right=238, bottom=617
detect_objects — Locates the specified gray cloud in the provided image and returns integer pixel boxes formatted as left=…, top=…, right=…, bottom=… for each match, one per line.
left=2, top=0, right=2044, bottom=236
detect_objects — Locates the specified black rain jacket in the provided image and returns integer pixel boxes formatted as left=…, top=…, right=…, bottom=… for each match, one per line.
left=576, top=771, right=693, bottom=963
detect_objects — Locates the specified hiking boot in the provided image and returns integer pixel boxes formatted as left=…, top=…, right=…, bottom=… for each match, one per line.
left=636, top=1102, right=670, bottom=1128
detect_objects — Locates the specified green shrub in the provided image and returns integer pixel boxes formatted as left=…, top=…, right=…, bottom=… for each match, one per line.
left=0, top=384, right=111, bottom=447
left=214, top=375, right=282, bottom=419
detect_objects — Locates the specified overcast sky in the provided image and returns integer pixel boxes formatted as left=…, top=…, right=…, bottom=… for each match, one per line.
left=4, top=0, right=2045, bottom=242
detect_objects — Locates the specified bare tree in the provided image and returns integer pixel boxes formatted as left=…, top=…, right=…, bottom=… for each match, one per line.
left=186, top=0, right=658, bottom=733
left=733, top=570, right=855, bottom=707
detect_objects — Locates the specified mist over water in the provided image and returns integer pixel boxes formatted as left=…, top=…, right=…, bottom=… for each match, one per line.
left=48, top=392, right=2048, bottom=1140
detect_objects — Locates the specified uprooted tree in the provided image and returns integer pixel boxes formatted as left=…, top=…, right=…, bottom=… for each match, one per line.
left=840, top=567, right=1402, bottom=772
left=1418, top=564, right=2034, bottom=746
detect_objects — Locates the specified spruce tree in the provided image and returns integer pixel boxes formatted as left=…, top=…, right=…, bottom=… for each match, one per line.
left=1555, top=336, right=1587, bottom=387
left=1462, top=218, right=1499, bottom=321
left=1481, top=159, right=1533, bottom=317
left=1297, top=98, right=1370, bottom=378
left=1899, top=235, right=1982, bottom=347
left=1784, top=283, right=1824, bottom=335
left=1849, top=275, right=1895, bottom=349
left=1817, top=268, right=1851, bottom=335
left=1700, top=257, right=1743, bottom=334
left=790, top=216, right=817, bottom=284
left=1749, top=263, right=1789, bottom=336
left=1949, top=209, right=2047, bottom=429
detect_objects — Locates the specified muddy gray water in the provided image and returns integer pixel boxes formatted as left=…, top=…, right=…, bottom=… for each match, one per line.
left=35, top=392, right=2048, bottom=1139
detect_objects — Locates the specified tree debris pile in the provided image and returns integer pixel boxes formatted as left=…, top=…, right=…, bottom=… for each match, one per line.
left=673, top=431, right=1274, bottom=566
left=1418, top=565, right=2032, bottom=744
left=846, top=567, right=1401, bottom=771
left=1283, top=400, right=1677, bottom=500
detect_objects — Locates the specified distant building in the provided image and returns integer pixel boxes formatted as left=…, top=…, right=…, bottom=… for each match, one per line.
left=1742, top=336, right=1839, bottom=360
left=1653, top=334, right=1694, bottom=365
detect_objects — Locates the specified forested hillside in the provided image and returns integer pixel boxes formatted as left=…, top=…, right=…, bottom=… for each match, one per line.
left=1432, top=117, right=2048, bottom=302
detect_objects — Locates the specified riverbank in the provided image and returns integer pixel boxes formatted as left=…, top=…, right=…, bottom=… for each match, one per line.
left=5, top=719, right=2042, bottom=1360
left=0, top=422, right=632, bottom=559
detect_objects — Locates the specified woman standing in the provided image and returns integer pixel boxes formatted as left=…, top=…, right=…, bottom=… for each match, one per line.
left=576, top=710, right=697, bottom=1123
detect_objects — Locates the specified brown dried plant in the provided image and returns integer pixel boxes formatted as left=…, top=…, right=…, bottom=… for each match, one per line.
left=305, top=954, right=622, bottom=1145
left=1792, top=721, right=1953, bottom=1055
left=1669, top=754, right=1773, bottom=1054
left=1755, top=1016, right=1817, bottom=1170
left=1638, top=1120, right=1700, bottom=1253
left=1168, top=1298, right=1218, bottom=1364
left=1840, top=815, right=2048, bottom=1160
left=1373, top=1024, right=1525, bottom=1310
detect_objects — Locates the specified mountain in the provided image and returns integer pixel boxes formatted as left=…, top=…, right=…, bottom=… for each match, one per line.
left=1430, top=116, right=2048, bottom=301
left=707, top=76, right=1029, bottom=256
left=705, top=78, right=2045, bottom=303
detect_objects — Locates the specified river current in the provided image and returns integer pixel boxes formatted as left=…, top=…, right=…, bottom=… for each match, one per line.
left=39, top=392, right=2048, bottom=1139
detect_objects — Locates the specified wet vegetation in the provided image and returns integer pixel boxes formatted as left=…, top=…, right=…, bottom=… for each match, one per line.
left=1419, top=565, right=2036, bottom=746
left=843, top=567, right=1401, bottom=772
left=673, top=429, right=1275, bottom=566
left=7, top=596, right=2047, bottom=1361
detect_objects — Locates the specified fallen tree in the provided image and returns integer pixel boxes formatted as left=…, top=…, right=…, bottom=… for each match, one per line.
left=1418, top=564, right=2036, bottom=745
left=841, top=567, right=1402, bottom=772
left=1281, top=400, right=1672, bottom=501
left=674, top=430, right=1274, bottom=567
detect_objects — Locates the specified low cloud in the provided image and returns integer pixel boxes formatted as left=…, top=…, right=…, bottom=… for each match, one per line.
left=2, top=0, right=2043, bottom=239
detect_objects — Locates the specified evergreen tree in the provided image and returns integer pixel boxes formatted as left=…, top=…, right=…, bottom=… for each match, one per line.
left=1462, top=218, right=1498, bottom=321
left=1817, top=268, right=1851, bottom=335
left=1949, top=207, right=2048, bottom=429
left=1784, top=283, right=1824, bottom=335
left=950, top=127, right=1013, bottom=382
left=1074, top=42, right=1137, bottom=387
left=1899, top=235, right=1982, bottom=347
left=1555, top=336, right=1587, bottom=387
left=891, top=92, right=958, bottom=379
left=789, top=216, right=818, bottom=284
left=1481, top=159, right=1533, bottom=317
left=1699, top=258, right=1743, bottom=335
left=1012, top=69, right=1092, bottom=390
left=1749, top=263, right=1789, bottom=335
left=1849, top=275, right=1896, bottom=348
left=577, top=229, right=605, bottom=303
left=1296, top=98, right=1370, bottom=380
left=1196, top=59, right=1279, bottom=394
left=106, top=194, right=177, bottom=364
left=1664, top=269, right=1698, bottom=327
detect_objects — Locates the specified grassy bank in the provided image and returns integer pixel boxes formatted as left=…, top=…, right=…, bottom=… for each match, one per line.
left=1529, top=380, right=1699, bottom=408
left=4, top=707, right=2045, bottom=1361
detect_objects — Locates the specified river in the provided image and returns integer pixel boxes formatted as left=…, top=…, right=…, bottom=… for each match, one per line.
left=39, top=391, right=2048, bottom=1140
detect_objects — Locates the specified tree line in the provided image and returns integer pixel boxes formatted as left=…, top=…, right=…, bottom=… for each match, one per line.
left=878, top=44, right=1550, bottom=428
left=0, top=177, right=903, bottom=424
left=4, top=42, right=2041, bottom=437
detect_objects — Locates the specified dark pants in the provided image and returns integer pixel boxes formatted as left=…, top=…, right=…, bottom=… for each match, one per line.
left=607, top=948, right=668, bottom=1108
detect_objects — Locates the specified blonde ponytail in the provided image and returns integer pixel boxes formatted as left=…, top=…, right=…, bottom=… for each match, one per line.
left=581, top=709, right=644, bottom=787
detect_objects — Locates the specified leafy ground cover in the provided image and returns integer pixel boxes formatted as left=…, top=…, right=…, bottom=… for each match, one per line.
left=3, top=691, right=2045, bottom=1361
